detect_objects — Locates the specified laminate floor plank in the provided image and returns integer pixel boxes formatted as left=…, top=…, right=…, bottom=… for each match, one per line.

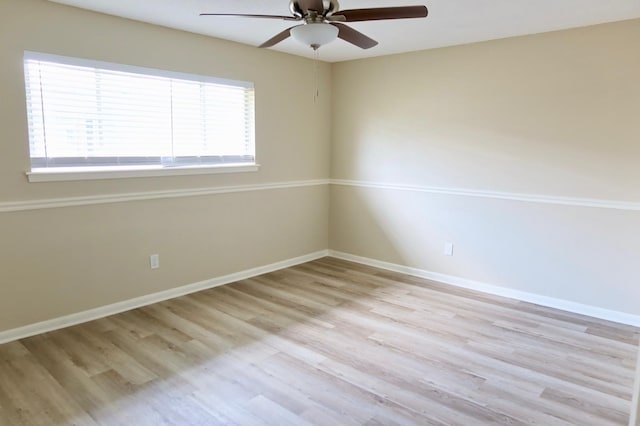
left=0, top=257, right=637, bottom=425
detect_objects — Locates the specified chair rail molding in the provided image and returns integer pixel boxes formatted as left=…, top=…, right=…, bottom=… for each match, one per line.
left=331, top=179, right=640, bottom=211
left=0, top=179, right=330, bottom=213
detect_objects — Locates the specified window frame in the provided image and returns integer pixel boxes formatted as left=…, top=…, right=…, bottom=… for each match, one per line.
left=23, top=51, right=258, bottom=182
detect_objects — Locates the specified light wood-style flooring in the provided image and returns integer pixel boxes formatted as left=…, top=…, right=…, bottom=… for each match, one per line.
left=0, top=257, right=638, bottom=425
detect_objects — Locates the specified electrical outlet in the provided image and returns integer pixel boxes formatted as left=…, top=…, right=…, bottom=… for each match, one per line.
left=150, top=254, right=160, bottom=269
left=444, top=242, right=454, bottom=256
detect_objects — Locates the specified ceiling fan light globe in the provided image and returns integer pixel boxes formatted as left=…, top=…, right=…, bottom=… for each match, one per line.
left=291, top=23, right=339, bottom=49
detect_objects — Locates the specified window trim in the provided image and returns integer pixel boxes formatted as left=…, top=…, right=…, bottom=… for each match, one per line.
left=23, top=51, right=257, bottom=181
left=26, top=164, right=260, bottom=183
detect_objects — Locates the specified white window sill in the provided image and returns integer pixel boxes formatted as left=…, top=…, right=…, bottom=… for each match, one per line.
left=26, top=164, right=260, bottom=182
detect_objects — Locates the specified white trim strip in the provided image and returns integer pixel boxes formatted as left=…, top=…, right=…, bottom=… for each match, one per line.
left=331, top=179, right=640, bottom=211
left=0, top=250, right=330, bottom=345
left=27, top=164, right=260, bottom=183
left=0, top=179, right=329, bottom=213
left=328, top=250, right=640, bottom=327
left=5, top=178, right=637, bottom=213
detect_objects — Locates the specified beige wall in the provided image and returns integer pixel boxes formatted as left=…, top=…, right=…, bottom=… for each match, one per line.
left=330, top=19, right=640, bottom=315
left=331, top=19, right=640, bottom=200
left=0, top=0, right=330, bottom=331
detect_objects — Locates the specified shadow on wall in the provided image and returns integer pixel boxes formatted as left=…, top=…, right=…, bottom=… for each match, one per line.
left=330, top=184, right=510, bottom=282
left=329, top=183, right=640, bottom=316
left=329, top=186, right=408, bottom=266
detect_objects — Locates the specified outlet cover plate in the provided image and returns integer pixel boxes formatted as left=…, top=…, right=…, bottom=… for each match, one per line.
left=444, top=242, right=454, bottom=256
left=150, top=254, right=160, bottom=269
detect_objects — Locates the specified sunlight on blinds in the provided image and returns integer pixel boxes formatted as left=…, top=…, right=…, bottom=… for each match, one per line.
left=24, top=52, right=255, bottom=170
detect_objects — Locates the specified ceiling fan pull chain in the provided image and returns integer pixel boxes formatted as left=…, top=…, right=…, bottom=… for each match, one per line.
left=314, top=48, right=320, bottom=103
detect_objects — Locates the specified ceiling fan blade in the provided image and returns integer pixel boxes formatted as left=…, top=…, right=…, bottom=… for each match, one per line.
left=200, top=13, right=300, bottom=21
left=259, top=26, right=297, bottom=48
left=336, top=6, right=428, bottom=22
left=297, top=0, right=325, bottom=14
left=331, top=23, right=378, bottom=49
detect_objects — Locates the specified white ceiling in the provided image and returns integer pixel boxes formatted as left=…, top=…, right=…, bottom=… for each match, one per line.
left=49, top=0, right=640, bottom=62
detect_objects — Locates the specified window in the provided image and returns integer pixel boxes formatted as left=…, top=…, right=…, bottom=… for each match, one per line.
left=23, top=52, right=256, bottom=180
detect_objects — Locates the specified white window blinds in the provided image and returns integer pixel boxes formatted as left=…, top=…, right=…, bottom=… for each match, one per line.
left=23, top=52, right=255, bottom=171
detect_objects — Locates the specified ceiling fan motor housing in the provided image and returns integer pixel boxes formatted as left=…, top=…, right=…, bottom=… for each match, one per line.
left=290, top=0, right=340, bottom=18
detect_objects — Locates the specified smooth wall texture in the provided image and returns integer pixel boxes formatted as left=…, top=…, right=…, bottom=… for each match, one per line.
left=330, top=20, right=640, bottom=315
left=0, top=0, right=330, bottom=331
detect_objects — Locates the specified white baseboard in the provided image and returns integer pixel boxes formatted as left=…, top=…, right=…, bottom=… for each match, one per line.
left=0, top=250, right=329, bottom=345
left=3, top=248, right=637, bottom=345
left=328, top=250, right=640, bottom=327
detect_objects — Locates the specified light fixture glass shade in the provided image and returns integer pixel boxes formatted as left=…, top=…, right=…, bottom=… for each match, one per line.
left=291, top=23, right=339, bottom=49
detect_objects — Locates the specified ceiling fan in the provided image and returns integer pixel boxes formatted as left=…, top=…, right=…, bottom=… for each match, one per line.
left=201, top=0, right=428, bottom=50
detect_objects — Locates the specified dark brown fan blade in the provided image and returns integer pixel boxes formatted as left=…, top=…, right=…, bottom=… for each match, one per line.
left=336, top=6, right=428, bottom=22
left=200, top=13, right=300, bottom=21
left=331, top=23, right=378, bottom=49
left=297, top=0, right=325, bottom=14
left=259, top=26, right=297, bottom=48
